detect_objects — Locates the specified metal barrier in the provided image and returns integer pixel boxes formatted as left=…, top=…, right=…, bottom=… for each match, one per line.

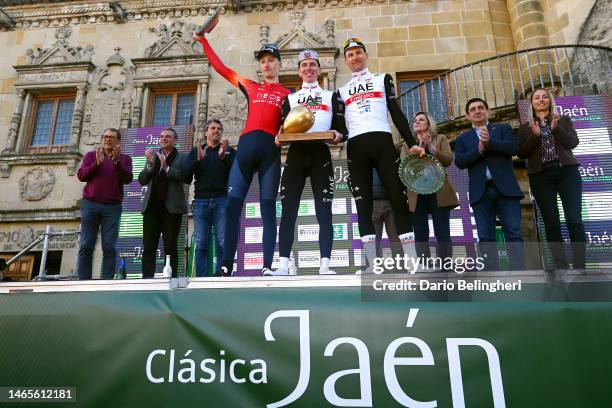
left=397, top=45, right=612, bottom=123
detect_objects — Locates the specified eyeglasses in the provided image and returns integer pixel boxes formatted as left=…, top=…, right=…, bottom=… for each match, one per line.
left=342, top=37, right=363, bottom=49
left=102, top=134, right=118, bottom=140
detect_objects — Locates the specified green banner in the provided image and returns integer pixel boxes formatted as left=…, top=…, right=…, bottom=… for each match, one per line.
left=0, top=288, right=611, bottom=407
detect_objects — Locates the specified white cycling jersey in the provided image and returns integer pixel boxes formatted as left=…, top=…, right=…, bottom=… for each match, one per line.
left=338, top=68, right=391, bottom=139
left=287, top=82, right=334, bottom=132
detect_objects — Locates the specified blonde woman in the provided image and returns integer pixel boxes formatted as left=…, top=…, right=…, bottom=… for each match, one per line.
left=408, top=112, right=459, bottom=265
left=518, top=88, right=584, bottom=270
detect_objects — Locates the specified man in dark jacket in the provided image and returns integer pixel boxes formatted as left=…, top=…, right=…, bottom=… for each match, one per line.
left=455, top=97, right=524, bottom=270
left=183, top=119, right=235, bottom=277
left=139, top=127, right=187, bottom=277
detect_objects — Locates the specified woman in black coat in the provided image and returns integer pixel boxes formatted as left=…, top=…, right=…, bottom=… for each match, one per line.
left=517, top=88, right=585, bottom=270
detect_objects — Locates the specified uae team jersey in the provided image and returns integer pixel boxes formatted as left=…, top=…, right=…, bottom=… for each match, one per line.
left=337, top=68, right=414, bottom=146
left=280, top=82, right=347, bottom=136
left=198, top=37, right=292, bottom=137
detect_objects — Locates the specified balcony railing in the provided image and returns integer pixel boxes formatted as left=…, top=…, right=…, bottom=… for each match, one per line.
left=397, top=45, right=612, bottom=124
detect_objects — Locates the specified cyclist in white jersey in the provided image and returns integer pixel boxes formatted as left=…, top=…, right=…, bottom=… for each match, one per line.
left=338, top=37, right=425, bottom=273
left=268, top=49, right=347, bottom=276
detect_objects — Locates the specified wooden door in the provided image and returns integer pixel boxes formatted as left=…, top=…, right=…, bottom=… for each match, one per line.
left=0, top=254, right=35, bottom=281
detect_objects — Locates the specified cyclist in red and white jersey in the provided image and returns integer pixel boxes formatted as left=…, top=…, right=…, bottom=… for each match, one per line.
left=193, top=33, right=292, bottom=276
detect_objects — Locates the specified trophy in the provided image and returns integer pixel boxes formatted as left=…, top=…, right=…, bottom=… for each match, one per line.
left=195, top=8, right=221, bottom=36
left=277, top=106, right=334, bottom=142
left=398, top=153, right=447, bottom=194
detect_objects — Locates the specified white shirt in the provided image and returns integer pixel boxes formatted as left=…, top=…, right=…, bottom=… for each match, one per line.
left=338, top=68, right=391, bottom=139
left=287, top=82, right=334, bottom=132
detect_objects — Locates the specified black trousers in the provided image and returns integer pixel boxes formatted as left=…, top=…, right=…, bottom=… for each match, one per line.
left=278, top=143, right=334, bottom=258
left=413, top=193, right=452, bottom=262
left=530, top=164, right=586, bottom=269
left=347, top=132, right=413, bottom=238
left=142, top=204, right=183, bottom=277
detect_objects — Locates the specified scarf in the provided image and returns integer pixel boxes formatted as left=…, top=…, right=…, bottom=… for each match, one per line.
left=152, top=147, right=177, bottom=202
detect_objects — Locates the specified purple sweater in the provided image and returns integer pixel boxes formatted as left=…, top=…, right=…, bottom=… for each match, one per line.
left=77, top=150, right=133, bottom=204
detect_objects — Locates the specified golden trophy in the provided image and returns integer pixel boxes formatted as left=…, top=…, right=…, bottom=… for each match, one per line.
left=277, top=106, right=334, bottom=142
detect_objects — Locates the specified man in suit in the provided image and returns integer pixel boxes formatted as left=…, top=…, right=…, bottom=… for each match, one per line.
left=139, top=127, right=187, bottom=277
left=455, top=98, right=524, bottom=270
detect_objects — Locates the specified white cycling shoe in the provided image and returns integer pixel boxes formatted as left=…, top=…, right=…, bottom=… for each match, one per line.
left=319, top=267, right=337, bottom=275
left=263, top=267, right=288, bottom=276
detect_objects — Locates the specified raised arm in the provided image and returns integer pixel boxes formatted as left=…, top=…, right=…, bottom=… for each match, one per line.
left=196, top=35, right=246, bottom=89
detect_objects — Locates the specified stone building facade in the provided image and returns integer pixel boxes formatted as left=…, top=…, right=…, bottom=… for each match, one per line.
left=0, top=0, right=608, bottom=278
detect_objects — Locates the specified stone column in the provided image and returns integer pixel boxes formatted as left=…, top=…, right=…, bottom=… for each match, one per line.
left=131, top=84, right=144, bottom=128
left=2, top=89, right=26, bottom=154
left=507, top=0, right=553, bottom=94
left=327, top=72, right=336, bottom=91
left=69, top=85, right=87, bottom=152
left=507, top=0, right=548, bottom=50
left=196, top=79, right=209, bottom=142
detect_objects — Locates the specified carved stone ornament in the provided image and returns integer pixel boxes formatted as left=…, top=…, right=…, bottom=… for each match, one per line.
left=144, top=19, right=202, bottom=58
left=82, top=105, right=99, bottom=145
left=97, top=47, right=134, bottom=93
left=25, top=27, right=94, bottom=65
left=208, top=88, right=248, bottom=145
left=2, top=2, right=403, bottom=33
left=19, top=168, right=56, bottom=201
left=257, top=11, right=338, bottom=84
left=17, top=227, right=35, bottom=250
left=0, top=163, right=9, bottom=178
left=259, top=24, right=270, bottom=46
left=272, top=11, right=334, bottom=49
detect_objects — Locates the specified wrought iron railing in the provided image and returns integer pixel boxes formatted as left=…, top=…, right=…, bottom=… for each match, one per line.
left=397, top=45, right=612, bottom=124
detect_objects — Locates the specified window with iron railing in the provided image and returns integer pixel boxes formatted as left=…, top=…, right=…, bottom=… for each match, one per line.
left=398, top=71, right=449, bottom=124
left=27, top=95, right=75, bottom=153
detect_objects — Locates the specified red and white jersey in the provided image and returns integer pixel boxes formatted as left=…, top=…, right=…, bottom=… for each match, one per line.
left=286, top=82, right=334, bottom=132
left=338, top=68, right=391, bottom=139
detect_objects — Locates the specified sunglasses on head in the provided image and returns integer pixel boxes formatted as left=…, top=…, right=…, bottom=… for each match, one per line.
left=343, top=37, right=363, bottom=48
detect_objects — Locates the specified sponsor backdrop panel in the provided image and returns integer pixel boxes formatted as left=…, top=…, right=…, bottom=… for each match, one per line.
left=238, top=159, right=478, bottom=275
